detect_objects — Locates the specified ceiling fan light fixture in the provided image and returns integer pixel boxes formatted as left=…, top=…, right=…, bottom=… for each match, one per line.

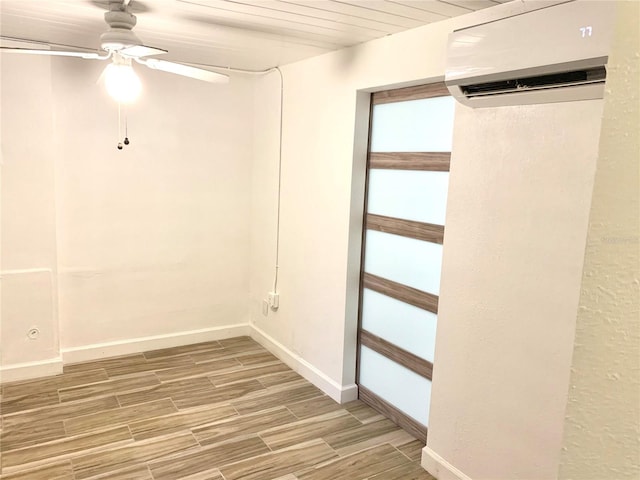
left=104, top=56, right=141, bottom=103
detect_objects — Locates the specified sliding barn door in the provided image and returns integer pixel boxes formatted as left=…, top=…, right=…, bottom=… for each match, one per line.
left=357, top=83, right=455, bottom=441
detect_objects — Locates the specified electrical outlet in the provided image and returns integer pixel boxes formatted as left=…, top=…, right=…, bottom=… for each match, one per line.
left=262, top=300, right=269, bottom=316
left=268, top=291, right=279, bottom=310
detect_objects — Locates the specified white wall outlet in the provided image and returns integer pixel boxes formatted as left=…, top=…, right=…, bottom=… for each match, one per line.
left=262, top=300, right=269, bottom=316
left=268, top=291, right=279, bottom=310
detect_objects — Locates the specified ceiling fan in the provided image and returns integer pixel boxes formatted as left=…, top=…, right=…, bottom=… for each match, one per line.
left=0, top=0, right=229, bottom=103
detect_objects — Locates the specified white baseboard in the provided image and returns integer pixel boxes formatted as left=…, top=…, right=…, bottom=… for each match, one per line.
left=1, top=357, right=63, bottom=383
left=422, top=446, right=472, bottom=480
left=62, top=324, right=251, bottom=364
left=249, top=324, right=358, bottom=404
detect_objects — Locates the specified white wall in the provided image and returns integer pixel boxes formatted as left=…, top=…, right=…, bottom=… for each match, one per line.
left=559, top=2, right=640, bottom=478
left=425, top=100, right=603, bottom=480
left=1, top=54, right=60, bottom=377
left=1, top=53, right=254, bottom=377
left=249, top=8, right=468, bottom=401
left=249, top=0, right=611, bottom=477
left=249, top=2, right=572, bottom=393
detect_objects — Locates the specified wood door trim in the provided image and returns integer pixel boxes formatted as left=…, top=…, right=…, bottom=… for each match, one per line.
left=355, top=94, right=377, bottom=389
left=360, top=329, right=433, bottom=380
left=372, top=83, right=449, bottom=105
left=359, top=385, right=427, bottom=441
left=366, top=214, right=444, bottom=244
left=369, top=152, right=451, bottom=171
left=363, top=273, right=438, bottom=314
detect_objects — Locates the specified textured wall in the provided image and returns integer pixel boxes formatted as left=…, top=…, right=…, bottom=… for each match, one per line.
left=427, top=99, right=604, bottom=480
left=558, top=2, right=640, bottom=478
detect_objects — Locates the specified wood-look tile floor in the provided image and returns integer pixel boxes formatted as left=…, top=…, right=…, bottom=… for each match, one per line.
left=0, top=336, right=434, bottom=480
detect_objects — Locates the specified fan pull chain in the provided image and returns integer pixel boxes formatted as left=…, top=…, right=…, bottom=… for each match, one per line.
left=124, top=112, right=130, bottom=145
left=116, top=103, right=131, bottom=150
left=117, top=102, right=123, bottom=150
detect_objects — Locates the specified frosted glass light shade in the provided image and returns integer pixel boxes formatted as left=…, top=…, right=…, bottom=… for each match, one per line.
left=104, top=63, right=141, bottom=103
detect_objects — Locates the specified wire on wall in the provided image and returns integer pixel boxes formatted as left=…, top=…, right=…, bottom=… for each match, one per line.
left=200, top=62, right=284, bottom=295
left=273, top=67, right=284, bottom=294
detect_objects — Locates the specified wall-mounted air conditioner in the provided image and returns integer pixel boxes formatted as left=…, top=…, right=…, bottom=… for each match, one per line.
left=445, top=1, right=615, bottom=108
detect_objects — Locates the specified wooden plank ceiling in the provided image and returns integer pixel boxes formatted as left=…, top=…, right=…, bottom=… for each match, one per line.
left=0, top=0, right=506, bottom=70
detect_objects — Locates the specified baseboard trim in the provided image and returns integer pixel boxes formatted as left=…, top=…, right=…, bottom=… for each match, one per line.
left=1, top=357, right=63, bottom=383
left=62, top=324, right=251, bottom=364
left=250, top=324, right=358, bottom=404
left=422, top=446, right=472, bottom=480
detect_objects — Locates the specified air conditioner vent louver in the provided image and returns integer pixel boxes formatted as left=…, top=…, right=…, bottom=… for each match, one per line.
left=461, top=67, right=607, bottom=98
left=444, top=1, right=614, bottom=108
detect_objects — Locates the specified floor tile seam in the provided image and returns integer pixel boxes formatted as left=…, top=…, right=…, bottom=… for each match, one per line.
left=283, top=406, right=299, bottom=421
left=2, top=368, right=110, bottom=392
left=0, top=425, right=67, bottom=454
left=194, top=345, right=265, bottom=358
left=156, top=368, right=243, bottom=384
left=256, top=410, right=361, bottom=450
left=362, top=451, right=417, bottom=480
left=192, top=352, right=264, bottom=366
left=343, top=408, right=368, bottom=426
left=72, top=460, right=156, bottom=480
left=286, top=438, right=341, bottom=477
left=1, top=396, right=121, bottom=429
left=2, top=423, right=135, bottom=457
left=105, top=363, right=196, bottom=379
left=145, top=432, right=255, bottom=472
left=72, top=433, right=203, bottom=478
left=101, top=369, right=171, bottom=382
left=190, top=404, right=293, bottom=442
left=293, top=441, right=397, bottom=479
left=213, top=437, right=329, bottom=476
left=63, top=400, right=176, bottom=436
left=66, top=353, right=146, bottom=368
left=153, top=376, right=218, bottom=388
left=58, top=376, right=161, bottom=397
left=60, top=371, right=162, bottom=398
left=393, top=444, right=418, bottom=463
left=216, top=376, right=298, bottom=391
left=204, top=361, right=285, bottom=380
left=117, top=393, right=182, bottom=409
left=142, top=342, right=225, bottom=360
left=167, top=398, right=180, bottom=413
left=256, top=431, right=274, bottom=452
left=226, top=379, right=308, bottom=398
left=60, top=391, right=145, bottom=405
left=1, top=388, right=60, bottom=404
left=0, top=458, right=74, bottom=480
left=1, top=403, right=60, bottom=420
left=2, top=436, right=136, bottom=476
left=358, top=414, right=387, bottom=425
left=129, top=409, right=239, bottom=441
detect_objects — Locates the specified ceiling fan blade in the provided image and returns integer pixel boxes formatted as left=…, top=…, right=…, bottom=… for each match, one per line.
left=139, top=58, right=229, bottom=84
left=119, top=45, right=168, bottom=58
left=0, top=47, right=108, bottom=60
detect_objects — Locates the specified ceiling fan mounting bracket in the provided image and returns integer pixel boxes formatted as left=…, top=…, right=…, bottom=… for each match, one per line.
left=101, top=8, right=140, bottom=51
left=104, top=10, right=136, bottom=30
